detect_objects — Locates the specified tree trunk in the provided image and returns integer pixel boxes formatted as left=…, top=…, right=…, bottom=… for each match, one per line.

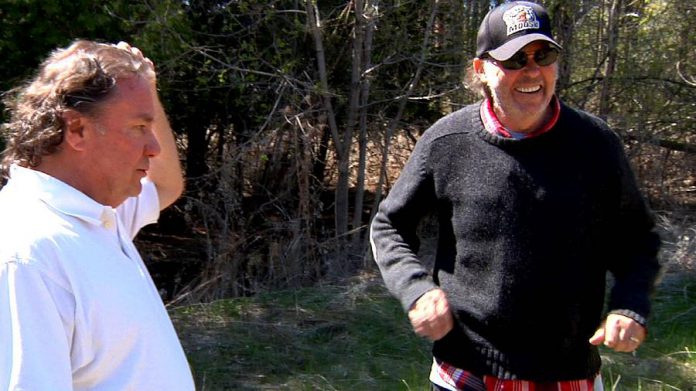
left=304, top=0, right=348, bottom=238
left=351, top=0, right=377, bottom=250
left=598, top=0, right=623, bottom=119
left=369, top=0, right=441, bottom=229
left=345, top=0, right=364, bottom=239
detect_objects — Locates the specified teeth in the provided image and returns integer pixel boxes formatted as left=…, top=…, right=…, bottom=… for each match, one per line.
left=516, top=85, right=541, bottom=93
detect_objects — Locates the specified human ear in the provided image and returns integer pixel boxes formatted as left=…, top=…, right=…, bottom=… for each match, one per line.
left=473, top=58, right=487, bottom=82
left=62, top=110, right=87, bottom=151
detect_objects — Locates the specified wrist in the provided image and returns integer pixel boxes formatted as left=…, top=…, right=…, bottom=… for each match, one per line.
left=609, top=309, right=647, bottom=327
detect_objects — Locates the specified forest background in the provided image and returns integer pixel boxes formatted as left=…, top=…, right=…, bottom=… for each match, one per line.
left=0, top=0, right=695, bottom=387
left=0, top=0, right=696, bottom=302
left=3, top=0, right=693, bottom=300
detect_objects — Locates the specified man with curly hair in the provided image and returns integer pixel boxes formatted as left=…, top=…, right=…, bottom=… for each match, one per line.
left=371, top=2, right=661, bottom=390
left=0, top=40, right=194, bottom=390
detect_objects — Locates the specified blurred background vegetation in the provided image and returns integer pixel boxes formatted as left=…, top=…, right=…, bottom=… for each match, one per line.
left=1, top=0, right=694, bottom=299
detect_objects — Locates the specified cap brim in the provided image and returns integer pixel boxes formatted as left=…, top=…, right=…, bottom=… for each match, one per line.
left=488, top=34, right=562, bottom=61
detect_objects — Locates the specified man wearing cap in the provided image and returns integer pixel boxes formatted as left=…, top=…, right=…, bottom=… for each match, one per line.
left=370, top=2, right=660, bottom=390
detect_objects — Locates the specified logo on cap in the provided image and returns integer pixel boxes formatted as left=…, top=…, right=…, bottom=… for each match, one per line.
left=503, top=5, right=540, bottom=36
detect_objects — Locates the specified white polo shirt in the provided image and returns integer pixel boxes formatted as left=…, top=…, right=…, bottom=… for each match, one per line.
left=0, top=165, right=195, bottom=390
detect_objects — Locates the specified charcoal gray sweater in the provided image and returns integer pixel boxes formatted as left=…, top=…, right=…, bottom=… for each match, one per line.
left=370, top=101, right=661, bottom=381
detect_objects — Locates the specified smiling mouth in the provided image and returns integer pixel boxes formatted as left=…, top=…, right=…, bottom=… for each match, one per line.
left=516, top=85, right=542, bottom=93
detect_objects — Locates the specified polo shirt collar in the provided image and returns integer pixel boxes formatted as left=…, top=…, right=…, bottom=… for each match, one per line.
left=8, top=164, right=111, bottom=226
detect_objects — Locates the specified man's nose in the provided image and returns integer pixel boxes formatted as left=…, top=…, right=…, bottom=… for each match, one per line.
left=146, top=131, right=161, bottom=157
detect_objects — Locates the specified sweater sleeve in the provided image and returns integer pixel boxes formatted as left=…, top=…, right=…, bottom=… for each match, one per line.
left=370, top=134, right=439, bottom=312
left=605, top=132, right=661, bottom=321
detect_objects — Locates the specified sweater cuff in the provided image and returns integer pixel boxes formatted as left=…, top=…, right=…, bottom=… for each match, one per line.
left=609, top=309, right=647, bottom=327
left=402, top=280, right=438, bottom=312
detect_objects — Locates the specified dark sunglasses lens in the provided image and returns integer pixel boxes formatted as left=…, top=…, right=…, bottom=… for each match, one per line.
left=535, top=48, right=559, bottom=66
left=500, top=51, right=527, bottom=70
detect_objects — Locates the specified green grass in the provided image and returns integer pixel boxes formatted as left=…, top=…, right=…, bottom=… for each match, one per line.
left=600, top=275, right=696, bottom=390
left=171, top=275, right=696, bottom=390
left=171, top=277, right=432, bottom=390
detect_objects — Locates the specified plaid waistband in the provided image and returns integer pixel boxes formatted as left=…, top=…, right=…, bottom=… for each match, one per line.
left=434, top=359, right=597, bottom=391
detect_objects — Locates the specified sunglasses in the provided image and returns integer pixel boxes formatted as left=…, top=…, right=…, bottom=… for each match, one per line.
left=485, top=46, right=560, bottom=70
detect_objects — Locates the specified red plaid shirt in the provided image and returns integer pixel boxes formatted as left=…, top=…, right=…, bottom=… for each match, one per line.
left=480, top=97, right=560, bottom=139
left=435, top=359, right=597, bottom=391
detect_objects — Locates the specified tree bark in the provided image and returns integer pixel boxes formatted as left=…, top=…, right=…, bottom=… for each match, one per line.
left=304, top=0, right=348, bottom=238
left=351, top=0, right=377, bottom=249
left=598, top=0, right=623, bottom=119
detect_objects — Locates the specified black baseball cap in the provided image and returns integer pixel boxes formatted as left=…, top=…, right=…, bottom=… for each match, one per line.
left=476, top=1, right=561, bottom=61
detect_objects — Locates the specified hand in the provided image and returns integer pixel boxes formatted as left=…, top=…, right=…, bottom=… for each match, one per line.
left=114, top=41, right=156, bottom=84
left=408, top=288, right=454, bottom=341
left=589, top=313, right=646, bottom=352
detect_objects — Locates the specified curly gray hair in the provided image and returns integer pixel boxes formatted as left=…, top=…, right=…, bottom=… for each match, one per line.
left=1, top=40, right=151, bottom=178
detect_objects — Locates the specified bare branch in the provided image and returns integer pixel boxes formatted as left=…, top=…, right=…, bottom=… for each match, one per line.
left=677, top=61, right=696, bottom=88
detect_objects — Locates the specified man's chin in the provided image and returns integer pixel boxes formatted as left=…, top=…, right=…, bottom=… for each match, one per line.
left=127, top=183, right=143, bottom=199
